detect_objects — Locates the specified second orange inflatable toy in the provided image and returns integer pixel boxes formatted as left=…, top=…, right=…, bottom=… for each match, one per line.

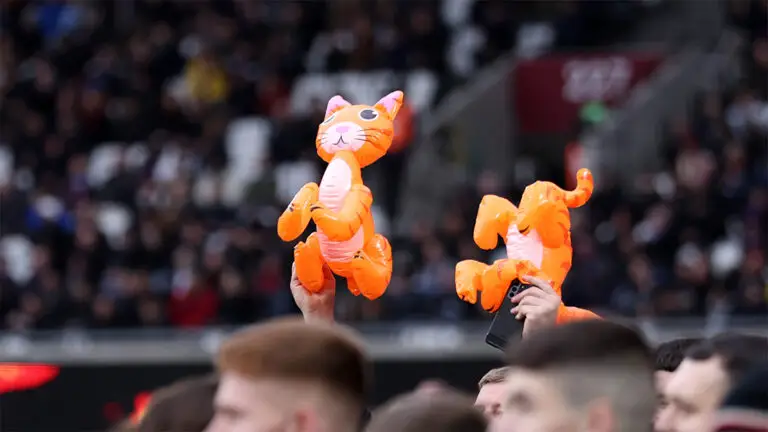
left=456, top=169, right=600, bottom=323
left=277, top=91, right=403, bottom=300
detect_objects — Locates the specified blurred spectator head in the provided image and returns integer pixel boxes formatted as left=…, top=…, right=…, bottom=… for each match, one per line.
left=210, top=317, right=369, bottom=432
left=138, top=374, right=217, bottom=432
left=366, top=387, right=487, bottom=432
left=475, top=366, right=511, bottom=421
left=658, top=334, right=768, bottom=432
left=493, top=320, right=655, bottom=432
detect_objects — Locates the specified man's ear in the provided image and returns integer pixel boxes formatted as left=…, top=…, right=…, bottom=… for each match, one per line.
left=325, top=95, right=351, bottom=119
left=585, top=398, right=615, bottom=432
left=374, top=90, right=404, bottom=119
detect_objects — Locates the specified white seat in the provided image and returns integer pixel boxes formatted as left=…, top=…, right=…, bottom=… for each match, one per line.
left=289, top=74, right=335, bottom=115
left=124, top=142, right=150, bottom=171
left=87, top=143, right=123, bottom=187
left=404, top=71, right=438, bottom=113
left=290, top=71, right=439, bottom=115
left=226, top=118, right=270, bottom=173
left=710, top=239, right=744, bottom=279
left=95, top=203, right=133, bottom=243
left=152, top=145, right=182, bottom=183
left=222, top=117, right=272, bottom=205
left=442, top=0, right=475, bottom=28
left=274, top=161, right=319, bottom=205
left=0, top=146, right=13, bottom=187
left=371, top=204, right=390, bottom=237
left=0, top=235, right=34, bottom=285
left=220, top=168, right=252, bottom=207
left=448, top=26, right=485, bottom=77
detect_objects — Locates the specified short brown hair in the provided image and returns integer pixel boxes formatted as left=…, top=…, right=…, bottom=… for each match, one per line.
left=216, top=317, right=370, bottom=407
left=506, top=320, right=653, bottom=370
left=478, top=366, right=510, bottom=390
left=686, top=333, right=768, bottom=384
left=654, top=338, right=701, bottom=372
left=137, top=374, right=217, bottom=432
left=365, top=389, right=487, bottom=432
left=506, top=320, right=656, bottom=432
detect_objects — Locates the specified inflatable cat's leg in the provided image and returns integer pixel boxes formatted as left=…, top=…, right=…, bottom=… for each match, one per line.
left=455, top=260, right=489, bottom=305
left=311, top=185, right=373, bottom=242
left=278, top=183, right=319, bottom=241
left=346, top=276, right=361, bottom=296
left=294, top=233, right=327, bottom=293
left=476, top=259, right=548, bottom=312
left=476, top=259, right=511, bottom=312
left=350, top=233, right=392, bottom=300
left=473, top=195, right=517, bottom=250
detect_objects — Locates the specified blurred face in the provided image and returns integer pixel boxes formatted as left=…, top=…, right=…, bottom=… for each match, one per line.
left=490, top=368, right=580, bottom=432
left=655, top=357, right=729, bottom=432
left=206, top=373, right=293, bottom=432
left=475, top=382, right=507, bottom=420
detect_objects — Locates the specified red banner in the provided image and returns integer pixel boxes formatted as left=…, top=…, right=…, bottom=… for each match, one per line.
left=514, top=52, right=664, bottom=134
left=0, top=363, right=59, bottom=394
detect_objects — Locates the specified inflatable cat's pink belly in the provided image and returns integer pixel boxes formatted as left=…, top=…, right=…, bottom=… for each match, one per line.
left=317, top=158, right=365, bottom=262
left=505, top=224, right=545, bottom=268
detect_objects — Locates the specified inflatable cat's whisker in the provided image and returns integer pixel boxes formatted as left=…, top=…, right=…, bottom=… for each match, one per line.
left=456, top=168, right=600, bottom=323
left=278, top=91, right=403, bottom=300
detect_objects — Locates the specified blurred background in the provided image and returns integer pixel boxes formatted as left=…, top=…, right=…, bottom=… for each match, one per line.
left=0, top=0, right=766, bottom=430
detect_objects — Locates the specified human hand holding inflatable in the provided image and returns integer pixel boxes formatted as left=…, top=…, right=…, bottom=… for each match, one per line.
left=455, top=169, right=600, bottom=323
left=277, top=91, right=403, bottom=300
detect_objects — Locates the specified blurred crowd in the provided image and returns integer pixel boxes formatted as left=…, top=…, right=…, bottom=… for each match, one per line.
left=559, top=0, right=768, bottom=317
left=0, top=0, right=765, bottom=331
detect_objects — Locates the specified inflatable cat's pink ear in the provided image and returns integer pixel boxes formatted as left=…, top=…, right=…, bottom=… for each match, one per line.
left=374, top=90, right=404, bottom=119
left=325, top=95, right=351, bottom=118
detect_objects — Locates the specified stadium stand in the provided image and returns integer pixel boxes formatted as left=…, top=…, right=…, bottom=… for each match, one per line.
left=0, top=0, right=765, bottom=331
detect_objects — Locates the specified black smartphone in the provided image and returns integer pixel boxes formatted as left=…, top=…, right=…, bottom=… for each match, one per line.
left=485, top=279, right=532, bottom=350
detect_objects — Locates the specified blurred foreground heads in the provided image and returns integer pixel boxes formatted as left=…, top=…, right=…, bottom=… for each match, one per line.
left=491, top=319, right=656, bottom=432
left=657, top=334, right=768, bottom=432
left=205, top=317, right=370, bottom=432
left=138, top=374, right=217, bottom=432
left=365, top=387, right=486, bottom=432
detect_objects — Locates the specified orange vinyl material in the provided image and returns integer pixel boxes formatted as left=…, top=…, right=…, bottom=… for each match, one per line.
left=455, top=168, right=601, bottom=323
left=277, top=91, right=403, bottom=300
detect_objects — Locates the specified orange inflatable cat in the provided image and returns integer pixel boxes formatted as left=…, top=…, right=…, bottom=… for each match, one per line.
left=455, top=169, right=600, bottom=323
left=277, top=91, right=403, bottom=300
